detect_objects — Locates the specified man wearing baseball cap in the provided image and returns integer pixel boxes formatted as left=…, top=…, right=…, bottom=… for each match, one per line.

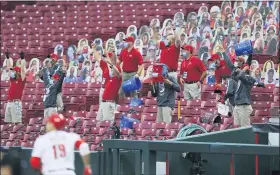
left=179, top=45, right=207, bottom=100
left=42, top=64, right=66, bottom=118
left=209, top=53, right=231, bottom=84
left=118, top=36, right=144, bottom=98
left=4, top=52, right=27, bottom=124
left=30, top=113, right=92, bottom=175
left=152, top=26, right=181, bottom=80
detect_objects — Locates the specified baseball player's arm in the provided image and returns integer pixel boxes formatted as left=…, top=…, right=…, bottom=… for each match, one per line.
left=30, top=138, right=44, bottom=170
left=72, top=133, right=92, bottom=175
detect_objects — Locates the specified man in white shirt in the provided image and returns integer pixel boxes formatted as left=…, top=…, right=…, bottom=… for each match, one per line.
left=30, top=113, right=92, bottom=175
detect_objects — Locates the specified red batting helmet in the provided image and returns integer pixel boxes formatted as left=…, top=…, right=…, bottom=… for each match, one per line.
left=47, top=113, right=66, bottom=130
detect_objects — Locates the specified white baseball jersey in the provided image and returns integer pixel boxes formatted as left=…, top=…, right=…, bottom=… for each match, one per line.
left=32, top=130, right=81, bottom=175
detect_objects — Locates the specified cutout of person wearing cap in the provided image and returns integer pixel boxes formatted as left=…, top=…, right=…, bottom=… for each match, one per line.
left=117, top=36, right=144, bottom=98
left=179, top=45, right=207, bottom=100
left=26, top=58, right=40, bottom=82
left=77, top=38, right=89, bottom=54
left=54, top=44, right=64, bottom=59
left=145, top=44, right=157, bottom=62
left=97, top=53, right=122, bottom=121
left=253, top=38, right=264, bottom=54
left=77, top=67, right=92, bottom=83
left=5, top=52, right=27, bottom=124
left=66, top=45, right=77, bottom=62
left=151, top=64, right=181, bottom=123
left=152, top=23, right=182, bottom=80
left=206, top=67, right=216, bottom=85
left=78, top=46, right=90, bottom=63
left=64, top=66, right=77, bottom=83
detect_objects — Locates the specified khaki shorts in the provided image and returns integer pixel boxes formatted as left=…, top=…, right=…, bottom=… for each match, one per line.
left=56, top=92, right=64, bottom=112
left=5, top=101, right=22, bottom=123
left=96, top=102, right=116, bottom=121
left=233, top=105, right=253, bottom=127
left=99, top=87, right=105, bottom=104
left=183, top=83, right=201, bottom=100
left=119, top=71, right=138, bottom=98
left=157, top=106, right=172, bottom=123
left=44, top=107, right=58, bottom=118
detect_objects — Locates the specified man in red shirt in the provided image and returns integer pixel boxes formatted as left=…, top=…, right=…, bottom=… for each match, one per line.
left=5, top=52, right=26, bottom=124
left=92, top=44, right=117, bottom=104
left=209, top=53, right=231, bottom=84
left=152, top=27, right=181, bottom=80
left=118, top=36, right=144, bottom=98
left=97, top=58, right=122, bottom=121
left=179, top=45, right=207, bottom=100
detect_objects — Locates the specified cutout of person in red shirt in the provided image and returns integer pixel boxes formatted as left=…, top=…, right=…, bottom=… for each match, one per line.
left=152, top=26, right=182, bottom=81
left=5, top=52, right=27, bottom=124
left=117, top=36, right=144, bottom=98
left=179, top=45, right=207, bottom=100
left=97, top=57, right=122, bottom=121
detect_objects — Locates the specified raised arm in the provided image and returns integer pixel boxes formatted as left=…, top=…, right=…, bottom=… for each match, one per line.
left=236, top=70, right=256, bottom=86
left=222, top=52, right=235, bottom=72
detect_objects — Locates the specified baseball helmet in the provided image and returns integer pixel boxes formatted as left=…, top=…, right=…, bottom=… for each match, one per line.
left=47, top=113, right=66, bottom=130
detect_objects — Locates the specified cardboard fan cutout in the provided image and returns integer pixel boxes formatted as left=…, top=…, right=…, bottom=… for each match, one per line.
left=162, top=19, right=173, bottom=30
left=134, top=39, right=143, bottom=55
left=198, top=12, right=211, bottom=30
left=264, top=68, right=277, bottom=85
left=253, top=38, right=264, bottom=54
left=28, top=58, right=40, bottom=74
left=150, top=18, right=160, bottom=28
left=115, top=32, right=126, bottom=43
left=66, top=45, right=77, bottom=62
left=77, top=38, right=89, bottom=54
left=198, top=6, right=209, bottom=17
left=54, top=44, right=64, bottom=59
left=93, top=38, right=103, bottom=48
left=174, top=12, right=185, bottom=28
left=105, top=38, right=117, bottom=53
left=141, top=32, right=151, bottom=46
left=138, top=25, right=150, bottom=37
left=126, top=25, right=137, bottom=36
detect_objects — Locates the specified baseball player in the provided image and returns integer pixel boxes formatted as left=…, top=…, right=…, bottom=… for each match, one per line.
left=30, top=113, right=92, bottom=175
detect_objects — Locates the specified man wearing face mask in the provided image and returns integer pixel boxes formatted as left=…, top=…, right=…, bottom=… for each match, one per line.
left=209, top=53, right=231, bottom=84
left=179, top=45, right=207, bottom=100
left=117, top=36, right=144, bottom=98
left=42, top=67, right=66, bottom=118
left=152, top=27, right=181, bottom=80
left=97, top=55, right=122, bottom=121
left=4, top=52, right=26, bottom=124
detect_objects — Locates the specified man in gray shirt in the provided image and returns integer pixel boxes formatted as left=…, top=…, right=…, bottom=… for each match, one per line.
left=151, top=74, right=180, bottom=123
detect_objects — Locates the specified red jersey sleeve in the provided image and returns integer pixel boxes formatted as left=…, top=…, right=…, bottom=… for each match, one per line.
left=196, top=58, right=207, bottom=73
left=100, top=60, right=109, bottom=79
left=119, top=49, right=124, bottom=62
left=159, top=41, right=167, bottom=50
left=136, top=51, right=143, bottom=65
left=180, top=60, right=185, bottom=75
